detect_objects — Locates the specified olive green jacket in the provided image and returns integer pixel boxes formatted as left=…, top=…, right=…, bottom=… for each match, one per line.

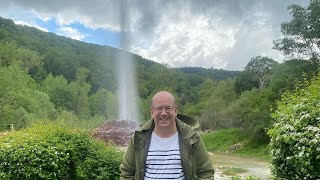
left=120, top=118, right=214, bottom=180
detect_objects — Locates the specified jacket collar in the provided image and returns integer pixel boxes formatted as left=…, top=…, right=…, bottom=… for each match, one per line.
left=140, top=118, right=154, bottom=131
left=139, top=117, right=194, bottom=139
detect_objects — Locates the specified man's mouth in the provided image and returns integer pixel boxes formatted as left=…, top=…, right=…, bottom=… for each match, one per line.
left=159, top=118, right=169, bottom=121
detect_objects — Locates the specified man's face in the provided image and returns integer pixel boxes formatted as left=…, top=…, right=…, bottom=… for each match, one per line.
left=151, top=93, right=177, bottom=129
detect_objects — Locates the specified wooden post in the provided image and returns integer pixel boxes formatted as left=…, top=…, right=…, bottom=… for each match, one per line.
left=10, top=124, right=14, bottom=131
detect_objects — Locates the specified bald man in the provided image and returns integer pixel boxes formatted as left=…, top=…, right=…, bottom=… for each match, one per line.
left=120, top=91, right=214, bottom=180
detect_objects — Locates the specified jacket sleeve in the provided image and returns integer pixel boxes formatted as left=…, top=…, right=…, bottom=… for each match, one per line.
left=195, top=134, right=215, bottom=179
left=120, top=136, right=135, bottom=180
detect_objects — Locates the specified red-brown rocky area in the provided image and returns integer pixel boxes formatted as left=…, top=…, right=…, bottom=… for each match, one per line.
left=91, top=120, right=139, bottom=146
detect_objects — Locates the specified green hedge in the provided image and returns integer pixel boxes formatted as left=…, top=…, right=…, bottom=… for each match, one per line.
left=0, top=124, right=123, bottom=179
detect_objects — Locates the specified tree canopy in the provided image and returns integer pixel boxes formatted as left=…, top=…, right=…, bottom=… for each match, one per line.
left=274, top=0, right=320, bottom=62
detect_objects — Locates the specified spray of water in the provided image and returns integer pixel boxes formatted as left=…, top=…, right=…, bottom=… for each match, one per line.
left=117, top=0, right=139, bottom=122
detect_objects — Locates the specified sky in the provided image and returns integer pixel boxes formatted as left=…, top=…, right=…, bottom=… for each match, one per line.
left=0, top=0, right=308, bottom=70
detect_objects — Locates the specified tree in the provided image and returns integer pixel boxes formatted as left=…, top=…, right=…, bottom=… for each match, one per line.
left=274, top=0, right=320, bottom=62
left=245, top=56, right=278, bottom=89
left=198, top=79, right=238, bottom=130
left=0, top=65, right=56, bottom=130
left=69, top=68, right=91, bottom=119
left=183, top=79, right=216, bottom=118
left=42, top=74, right=73, bottom=110
left=235, top=56, right=278, bottom=94
left=268, top=59, right=316, bottom=100
left=234, top=70, right=259, bottom=94
left=230, top=88, right=273, bottom=141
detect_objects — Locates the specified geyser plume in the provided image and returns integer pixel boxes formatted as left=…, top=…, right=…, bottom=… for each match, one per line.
left=92, top=0, right=139, bottom=147
left=117, top=0, right=139, bottom=122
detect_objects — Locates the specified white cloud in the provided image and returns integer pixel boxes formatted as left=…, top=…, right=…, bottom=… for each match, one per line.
left=0, top=0, right=309, bottom=70
left=130, top=0, right=306, bottom=70
left=56, top=27, right=87, bottom=40
left=3, top=0, right=121, bottom=31
left=131, top=12, right=236, bottom=69
left=15, top=21, right=48, bottom=32
left=0, top=5, right=50, bottom=32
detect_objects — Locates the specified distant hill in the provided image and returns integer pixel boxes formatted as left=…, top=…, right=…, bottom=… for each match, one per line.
left=174, top=67, right=240, bottom=81
left=0, top=16, right=240, bottom=99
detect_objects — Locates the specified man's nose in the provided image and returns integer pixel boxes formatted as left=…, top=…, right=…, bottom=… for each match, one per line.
left=160, top=108, right=168, bottom=115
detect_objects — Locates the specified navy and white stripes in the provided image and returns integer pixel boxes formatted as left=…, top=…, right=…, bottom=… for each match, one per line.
left=144, top=132, right=185, bottom=180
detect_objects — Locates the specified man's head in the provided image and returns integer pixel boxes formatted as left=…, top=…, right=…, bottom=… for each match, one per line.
left=150, top=91, right=177, bottom=132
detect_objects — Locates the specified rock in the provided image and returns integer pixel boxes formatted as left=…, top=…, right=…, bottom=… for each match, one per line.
left=229, top=143, right=242, bottom=152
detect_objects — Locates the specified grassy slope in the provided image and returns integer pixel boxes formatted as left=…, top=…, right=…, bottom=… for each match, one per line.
left=201, top=128, right=269, bottom=160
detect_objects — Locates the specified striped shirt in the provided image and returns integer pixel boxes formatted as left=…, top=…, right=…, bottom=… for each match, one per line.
left=144, top=132, right=185, bottom=180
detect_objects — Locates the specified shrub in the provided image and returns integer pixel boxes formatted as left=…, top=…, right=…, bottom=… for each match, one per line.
left=0, top=124, right=123, bottom=179
left=268, top=76, right=320, bottom=179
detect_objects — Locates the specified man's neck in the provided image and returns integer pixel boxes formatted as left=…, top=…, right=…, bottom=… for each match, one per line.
left=154, top=126, right=178, bottom=138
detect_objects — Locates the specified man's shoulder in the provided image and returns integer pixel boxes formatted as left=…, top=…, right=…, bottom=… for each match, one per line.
left=176, top=118, right=199, bottom=138
left=177, top=114, right=198, bottom=127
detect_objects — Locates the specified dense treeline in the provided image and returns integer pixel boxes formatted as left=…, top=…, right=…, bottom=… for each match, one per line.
left=0, top=0, right=319, bottom=149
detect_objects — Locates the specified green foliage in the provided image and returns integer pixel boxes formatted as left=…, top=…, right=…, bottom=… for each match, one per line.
left=235, top=56, right=278, bottom=93
left=183, top=79, right=216, bottom=117
left=42, top=74, right=73, bottom=110
left=0, top=65, right=56, bottom=130
left=232, top=89, right=273, bottom=137
left=0, top=42, right=42, bottom=71
left=268, top=75, right=320, bottom=179
left=274, top=0, right=320, bottom=60
left=139, top=93, right=153, bottom=122
left=268, top=59, right=317, bottom=98
left=175, top=67, right=240, bottom=81
left=200, top=79, right=238, bottom=129
left=0, top=124, right=123, bottom=179
left=54, top=110, right=106, bottom=130
left=69, top=68, right=91, bottom=119
left=234, top=70, right=259, bottom=94
left=137, top=63, right=180, bottom=96
left=89, top=89, right=117, bottom=119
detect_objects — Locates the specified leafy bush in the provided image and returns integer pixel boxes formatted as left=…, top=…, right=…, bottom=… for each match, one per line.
left=268, top=76, right=320, bottom=179
left=0, top=124, right=123, bottom=179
